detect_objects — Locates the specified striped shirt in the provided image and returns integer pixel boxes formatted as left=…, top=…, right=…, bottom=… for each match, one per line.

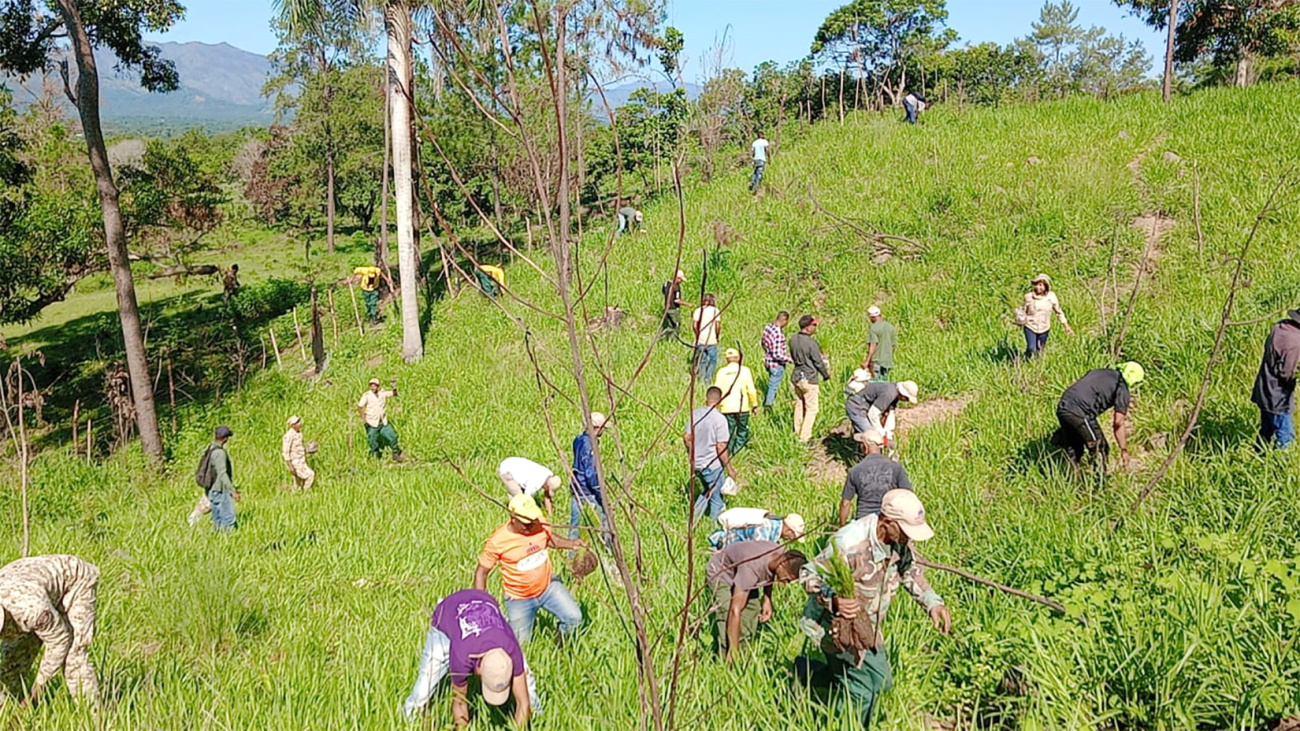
left=761, top=324, right=791, bottom=370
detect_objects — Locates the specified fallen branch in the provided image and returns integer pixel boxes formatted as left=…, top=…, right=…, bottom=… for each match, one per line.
left=915, top=558, right=1068, bottom=616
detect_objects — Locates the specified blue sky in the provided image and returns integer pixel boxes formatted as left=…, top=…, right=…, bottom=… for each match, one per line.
left=146, top=0, right=1166, bottom=81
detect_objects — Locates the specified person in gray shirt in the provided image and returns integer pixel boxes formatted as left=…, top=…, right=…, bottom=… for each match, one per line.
left=840, top=430, right=913, bottom=524
left=789, top=315, right=831, bottom=444
left=684, top=386, right=738, bottom=522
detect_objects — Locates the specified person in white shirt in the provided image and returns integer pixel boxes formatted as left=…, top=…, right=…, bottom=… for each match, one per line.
left=750, top=135, right=770, bottom=193
left=903, top=92, right=927, bottom=124
left=498, top=457, right=561, bottom=514
left=692, top=293, right=722, bottom=383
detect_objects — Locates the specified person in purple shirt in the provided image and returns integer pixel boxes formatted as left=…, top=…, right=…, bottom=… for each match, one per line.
left=402, top=589, right=538, bottom=727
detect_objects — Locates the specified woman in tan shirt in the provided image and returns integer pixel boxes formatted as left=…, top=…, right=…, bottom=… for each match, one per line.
left=1019, top=273, right=1073, bottom=357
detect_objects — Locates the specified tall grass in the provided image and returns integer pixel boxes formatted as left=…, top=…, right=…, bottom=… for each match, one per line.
left=3, top=84, right=1300, bottom=729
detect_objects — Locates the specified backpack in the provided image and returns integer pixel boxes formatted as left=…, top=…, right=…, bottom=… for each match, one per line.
left=195, top=445, right=218, bottom=490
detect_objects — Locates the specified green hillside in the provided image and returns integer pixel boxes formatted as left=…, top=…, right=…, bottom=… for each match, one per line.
left=5, top=84, right=1300, bottom=730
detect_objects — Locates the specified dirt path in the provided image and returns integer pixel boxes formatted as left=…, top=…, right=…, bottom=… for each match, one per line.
left=805, top=395, right=971, bottom=484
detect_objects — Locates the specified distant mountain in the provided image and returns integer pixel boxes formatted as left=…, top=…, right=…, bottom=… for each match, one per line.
left=595, top=80, right=703, bottom=109
left=2, top=41, right=275, bottom=134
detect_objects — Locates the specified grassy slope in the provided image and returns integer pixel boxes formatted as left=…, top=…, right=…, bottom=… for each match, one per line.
left=6, top=85, right=1300, bottom=730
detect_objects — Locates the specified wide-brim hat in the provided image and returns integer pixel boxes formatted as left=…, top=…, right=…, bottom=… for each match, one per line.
left=1032, top=273, right=1051, bottom=285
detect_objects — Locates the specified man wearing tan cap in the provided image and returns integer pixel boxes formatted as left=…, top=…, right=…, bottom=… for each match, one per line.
left=401, top=588, right=537, bottom=726
left=845, top=380, right=918, bottom=438
left=475, top=494, right=587, bottom=643
left=713, top=348, right=760, bottom=454
left=862, top=305, right=897, bottom=381
left=841, top=430, right=912, bottom=525
left=357, top=378, right=403, bottom=461
left=281, top=416, right=315, bottom=492
left=797, top=489, right=951, bottom=729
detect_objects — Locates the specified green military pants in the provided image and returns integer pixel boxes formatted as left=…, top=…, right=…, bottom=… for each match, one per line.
left=724, top=412, right=751, bottom=454
left=362, top=288, right=380, bottom=322
left=366, top=423, right=400, bottom=456
left=710, top=582, right=760, bottom=658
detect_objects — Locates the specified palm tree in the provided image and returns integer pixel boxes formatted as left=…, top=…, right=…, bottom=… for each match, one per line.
left=279, top=0, right=423, bottom=361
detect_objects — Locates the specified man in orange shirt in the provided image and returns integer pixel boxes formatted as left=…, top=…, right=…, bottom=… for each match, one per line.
left=474, top=494, right=588, bottom=643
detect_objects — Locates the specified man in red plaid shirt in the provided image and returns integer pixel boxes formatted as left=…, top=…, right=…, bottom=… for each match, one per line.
left=761, top=311, right=793, bottom=408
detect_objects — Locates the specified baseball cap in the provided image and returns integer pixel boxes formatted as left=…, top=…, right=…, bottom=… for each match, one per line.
left=783, top=513, right=806, bottom=542
left=478, top=648, right=514, bottom=705
left=724, top=347, right=740, bottom=360
left=368, top=378, right=381, bottom=386
left=853, top=429, right=886, bottom=446
left=508, top=493, right=545, bottom=522
left=1119, top=362, right=1145, bottom=388
left=675, top=269, right=686, bottom=280
left=214, top=425, right=233, bottom=439
left=867, top=305, right=881, bottom=317
left=880, top=489, right=933, bottom=541
left=897, top=381, right=919, bottom=403
left=287, top=415, right=301, bottom=426
left=590, top=412, right=609, bottom=429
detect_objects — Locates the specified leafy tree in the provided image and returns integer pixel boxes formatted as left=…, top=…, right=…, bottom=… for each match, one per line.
left=811, top=0, right=953, bottom=108
left=1023, top=1, right=1152, bottom=98
left=0, top=90, right=102, bottom=325
left=118, top=139, right=226, bottom=268
left=939, top=42, right=1039, bottom=106
left=0, top=0, right=185, bottom=460
left=1116, top=0, right=1300, bottom=86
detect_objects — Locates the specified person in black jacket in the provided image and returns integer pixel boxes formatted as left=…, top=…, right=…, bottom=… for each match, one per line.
left=1052, top=363, right=1143, bottom=468
left=1251, top=308, right=1300, bottom=449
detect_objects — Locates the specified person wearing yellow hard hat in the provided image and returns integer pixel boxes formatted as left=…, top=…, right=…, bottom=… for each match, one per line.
left=474, top=494, right=588, bottom=644
left=713, top=348, right=760, bottom=454
left=1052, top=362, right=1144, bottom=469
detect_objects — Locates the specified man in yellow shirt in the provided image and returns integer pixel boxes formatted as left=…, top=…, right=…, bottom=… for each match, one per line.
left=353, top=265, right=383, bottom=324
left=713, top=348, right=759, bottom=454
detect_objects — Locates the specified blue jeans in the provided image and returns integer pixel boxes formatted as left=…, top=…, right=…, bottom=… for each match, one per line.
left=764, top=364, right=785, bottom=407
left=208, top=489, right=236, bottom=530
left=570, top=491, right=611, bottom=548
left=694, top=344, right=718, bottom=383
left=692, top=466, right=726, bottom=523
left=402, top=624, right=540, bottom=718
left=750, top=161, right=766, bottom=192
left=846, top=406, right=871, bottom=435
left=1023, top=327, right=1050, bottom=358
left=1260, top=410, right=1295, bottom=449
left=505, top=579, right=583, bottom=644
left=903, top=99, right=917, bottom=124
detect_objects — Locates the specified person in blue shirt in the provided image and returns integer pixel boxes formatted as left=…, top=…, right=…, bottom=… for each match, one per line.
left=571, top=412, right=611, bottom=546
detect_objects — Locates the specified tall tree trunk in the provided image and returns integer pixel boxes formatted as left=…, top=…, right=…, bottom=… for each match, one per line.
left=1162, top=0, right=1179, bottom=102
left=320, top=49, right=336, bottom=253
left=387, top=0, right=423, bottom=361
left=837, top=64, right=845, bottom=124
left=379, top=62, right=391, bottom=272
left=1233, top=52, right=1251, bottom=87
left=56, top=0, right=162, bottom=460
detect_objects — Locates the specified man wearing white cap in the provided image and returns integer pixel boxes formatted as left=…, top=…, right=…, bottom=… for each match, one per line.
left=498, top=457, right=561, bottom=514
left=401, top=588, right=538, bottom=727
left=708, top=507, right=806, bottom=549
left=281, top=416, right=315, bottom=492
left=660, top=270, right=690, bottom=339
left=713, top=348, right=760, bottom=454
left=357, top=378, right=403, bottom=461
left=846, top=380, right=918, bottom=437
left=841, top=430, right=912, bottom=524
left=861, top=305, right=897, bottom=382
left=797, top=489, right=951, bottom=729
left=571, top=412, right=611, bottom=544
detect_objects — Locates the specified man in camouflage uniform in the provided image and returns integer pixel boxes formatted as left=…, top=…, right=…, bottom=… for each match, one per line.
left=0, top=555, right=100, bottom=704
left=281, top=416, right=315, bottom=491
left=796, top=490, right=951, bottom=729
